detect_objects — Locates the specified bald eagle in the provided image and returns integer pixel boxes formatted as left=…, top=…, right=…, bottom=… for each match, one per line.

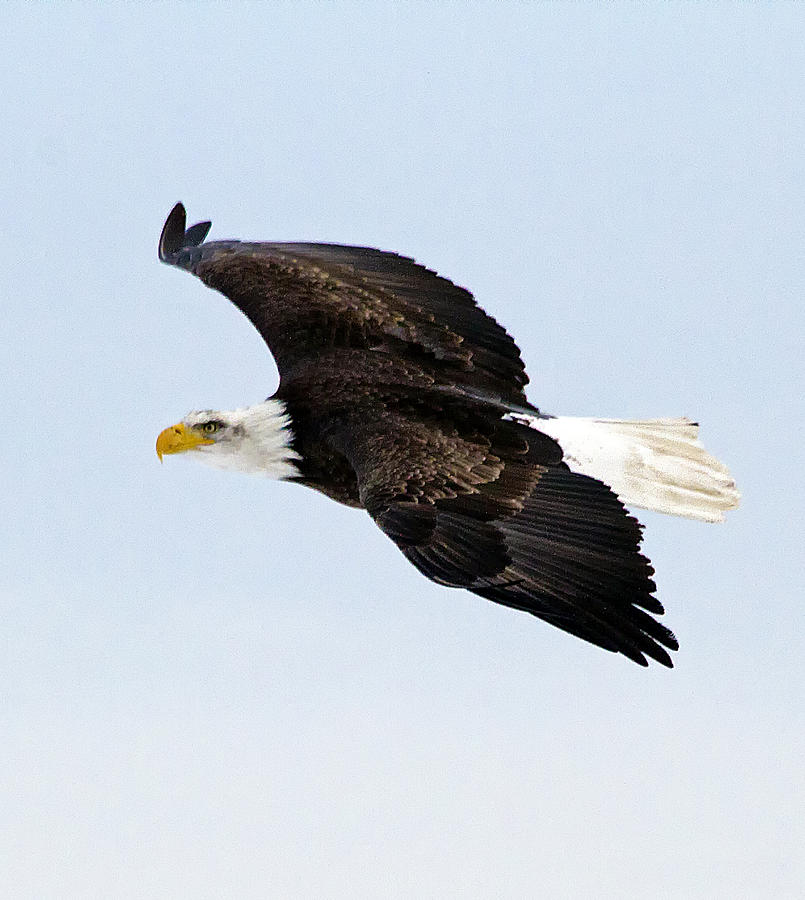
left=156, top=203, right=738, bottom=668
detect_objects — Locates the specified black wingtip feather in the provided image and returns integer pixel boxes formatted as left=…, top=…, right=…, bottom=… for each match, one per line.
left=158, top=202, right=212, bottom=262
left=159, top=202, right=186, bottom=261
left=184, top=220, right=212, bottom=247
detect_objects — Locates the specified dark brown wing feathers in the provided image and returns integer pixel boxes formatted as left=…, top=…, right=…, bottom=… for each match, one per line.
left=159, top=203, right=528, bottom=401
left=159, top=204, right=678, bottom=667
left=339, top=412, right=677, bottom=668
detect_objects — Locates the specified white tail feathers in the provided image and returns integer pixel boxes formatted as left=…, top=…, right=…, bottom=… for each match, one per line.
left=522, top=416, right=740, bottom=522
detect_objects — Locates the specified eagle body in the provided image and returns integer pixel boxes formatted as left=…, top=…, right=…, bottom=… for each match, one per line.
left=157, top=204, right=739, bottom=668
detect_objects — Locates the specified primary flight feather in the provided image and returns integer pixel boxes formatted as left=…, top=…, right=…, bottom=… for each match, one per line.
left=156, top=203, right=739, bottom=668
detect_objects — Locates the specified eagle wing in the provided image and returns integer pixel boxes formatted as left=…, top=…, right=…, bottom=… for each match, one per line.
left=336, top=410, right=678, bottom=668
left=159, top=203, right=528, bottom=403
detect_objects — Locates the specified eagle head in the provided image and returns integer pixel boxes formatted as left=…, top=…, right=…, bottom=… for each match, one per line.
left=156, top=400, right=301, bottom=479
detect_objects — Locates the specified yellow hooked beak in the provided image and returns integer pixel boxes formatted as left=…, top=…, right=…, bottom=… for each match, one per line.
left=156, top=422, right=215, bottom=461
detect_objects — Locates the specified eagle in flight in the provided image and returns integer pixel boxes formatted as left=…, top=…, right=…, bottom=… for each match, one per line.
left=156, top=203, right=738, bottom=668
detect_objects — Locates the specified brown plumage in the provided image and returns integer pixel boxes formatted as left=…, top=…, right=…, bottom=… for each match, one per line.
left=158, top=202, right=690, bottom=667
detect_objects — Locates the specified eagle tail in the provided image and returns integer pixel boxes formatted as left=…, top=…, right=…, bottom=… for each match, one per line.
left=526, top=416, right=740, bottom=522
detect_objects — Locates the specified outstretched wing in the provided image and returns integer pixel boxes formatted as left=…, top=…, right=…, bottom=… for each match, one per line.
left=335, top=410, right=678, bottom=668
left=159, top=203, right=528, bottom=403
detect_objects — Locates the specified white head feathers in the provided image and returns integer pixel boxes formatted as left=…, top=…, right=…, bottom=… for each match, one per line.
left=182, top=399, right=302, bottom=479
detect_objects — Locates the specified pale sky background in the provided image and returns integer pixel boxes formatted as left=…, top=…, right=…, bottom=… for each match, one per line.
left=2, top=4, right=803, bottom=898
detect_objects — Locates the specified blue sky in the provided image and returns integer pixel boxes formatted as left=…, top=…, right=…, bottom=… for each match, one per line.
left=2, top=4, right=802, bottom=897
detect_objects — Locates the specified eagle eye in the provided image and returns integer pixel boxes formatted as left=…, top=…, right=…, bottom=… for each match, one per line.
left=201, top=421, right=220, bottom=434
